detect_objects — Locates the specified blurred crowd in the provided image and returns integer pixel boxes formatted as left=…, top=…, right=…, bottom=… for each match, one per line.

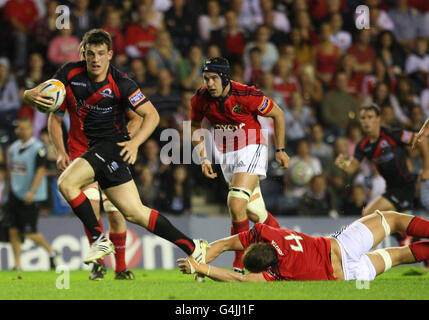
left=1, top=0, right=429, bottom=217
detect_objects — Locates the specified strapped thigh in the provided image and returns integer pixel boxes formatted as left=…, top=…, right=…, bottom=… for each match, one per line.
left=372, top=248, right=393, bottom=272
left=375, top=210, right=391, bottom=237
left=228, top=186, right=252, bottom=202
left=246, top=186, right=268, bottom=222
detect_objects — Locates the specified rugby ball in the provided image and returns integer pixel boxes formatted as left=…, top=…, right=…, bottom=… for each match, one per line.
left=290, top=161, right=314, bottom=186
left=35, top=79, right=66, bottom=113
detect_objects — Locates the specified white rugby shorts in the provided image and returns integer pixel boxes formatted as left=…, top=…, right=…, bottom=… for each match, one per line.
left=330, top=221, right=377, bottom=281
left=214, top=144, right=268, bottom=184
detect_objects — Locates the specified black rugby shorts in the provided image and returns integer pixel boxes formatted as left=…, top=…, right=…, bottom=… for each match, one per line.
left=81, top=140, right=133, bottom=190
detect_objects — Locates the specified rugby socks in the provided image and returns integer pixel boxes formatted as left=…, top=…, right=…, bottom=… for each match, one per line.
left=147, top=209, right=195, bottom=255
left=109, top=231, right=127, bottom=273
left=231, top=218, right=250, bottom=270
left=68, top=192, right=105, bottom=243
left=409, top=241, right=429, bottom=262
left=83, top=218, right=105, bottom=264
left=263, top=211, right=281, bottom=229
left=406, top=216, right=429, bottom=239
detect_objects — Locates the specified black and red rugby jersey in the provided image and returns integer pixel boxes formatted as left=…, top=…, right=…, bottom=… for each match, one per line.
left=53, top=61, right=148, bottom=149
left=354, top=126, right=415, bottom=188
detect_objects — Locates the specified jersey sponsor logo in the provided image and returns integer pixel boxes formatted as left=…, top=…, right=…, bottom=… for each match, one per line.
left=128, top=89, right=145, bottom=107
left=271, top=240, right=284, bottom=256
left=258, top=97, right=271, bottom=114
left=76, top=99, right=113, bottom=114
left=70, top=81, right=87, bottom=87
left=232, top=105, right=242, bottom=114
left=379, top=140, right=390, bottom=149
left=214, top=123, right=245, bottom=131
left=100, top=88, right=114, bottom=98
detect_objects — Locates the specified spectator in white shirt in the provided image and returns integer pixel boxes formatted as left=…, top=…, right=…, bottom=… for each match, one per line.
left=0, top=57, right=21, bottom=141
left=260, top=0, right=290, bottom=33
left=329, top=12, right=352, bottom=54
left=197, top=0, right=226, bottom=43
left=405, top=37, right=429, bottom=95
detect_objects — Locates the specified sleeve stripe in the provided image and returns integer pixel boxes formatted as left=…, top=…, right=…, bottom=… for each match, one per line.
left=401, top=131, right=414, bottom=144
left=258, top=97, right=273, bottom=114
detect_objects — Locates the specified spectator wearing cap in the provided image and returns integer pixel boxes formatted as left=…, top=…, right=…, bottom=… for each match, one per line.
left=0, top=57, right=21, bottom=142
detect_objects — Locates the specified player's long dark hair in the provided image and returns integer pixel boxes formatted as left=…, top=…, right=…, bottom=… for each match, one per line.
left=243, top=243, right=278, bottom=273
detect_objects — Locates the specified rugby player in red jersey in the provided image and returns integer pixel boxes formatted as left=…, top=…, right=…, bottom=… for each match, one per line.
left=23, top=29, right=208, bottom=267
left=178, top=210, right=429, bottom=282
left=190, top=57, right=289, bottom=273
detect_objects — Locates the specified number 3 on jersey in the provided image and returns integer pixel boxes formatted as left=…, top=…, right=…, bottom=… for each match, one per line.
left=285, top=234, right=304, bottom=252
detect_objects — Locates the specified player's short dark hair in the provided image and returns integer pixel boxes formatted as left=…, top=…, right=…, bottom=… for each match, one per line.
left=80, top=28, right=112, bottom=53
left=360, top=103, right=381, bottom=116
left=243, top=243, right=278, bottom=273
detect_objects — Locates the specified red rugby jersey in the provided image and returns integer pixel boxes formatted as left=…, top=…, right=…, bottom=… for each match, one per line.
left=191, top=81, right=274, bottom=151
left=238, top=224, right=336, bottom=281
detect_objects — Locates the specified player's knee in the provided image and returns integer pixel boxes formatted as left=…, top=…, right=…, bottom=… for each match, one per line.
left=57, top=177, right=73, bottom=199
left=227, top=187, right=251, bottom=216
left=228, top=198, right=248, bottom=218
left=107, top=211, right=126, bottom=230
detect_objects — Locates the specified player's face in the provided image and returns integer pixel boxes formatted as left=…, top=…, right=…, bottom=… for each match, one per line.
left=203, top=72, right=223, bottom=98
left=84, top=43, right=113, bottom=81
left=359, top=109, right=380, bottom=134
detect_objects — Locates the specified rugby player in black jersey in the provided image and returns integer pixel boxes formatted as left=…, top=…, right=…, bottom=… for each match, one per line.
left=335, top=104, right=429, bottom=248
left=23, top=29, right=208, bottom=265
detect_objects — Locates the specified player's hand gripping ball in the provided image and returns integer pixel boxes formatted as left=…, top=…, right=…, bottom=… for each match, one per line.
left=35, top=79, right=66, bottom=113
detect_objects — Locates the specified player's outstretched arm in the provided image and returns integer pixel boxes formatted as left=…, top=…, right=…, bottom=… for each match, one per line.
left=335, top=153, right=360, bottom=175
left=412, top=118, right=429, bottom=150
left=206, top=235, right=244, bottom=263
left=177, top=258, right=266, bottom=282
left=23, top=83, right=55, bottom=111
left=118, top=101, right=160, bottom=164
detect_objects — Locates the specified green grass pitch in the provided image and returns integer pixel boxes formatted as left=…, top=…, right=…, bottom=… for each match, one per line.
left=1, top=266, right=428, bottom=300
